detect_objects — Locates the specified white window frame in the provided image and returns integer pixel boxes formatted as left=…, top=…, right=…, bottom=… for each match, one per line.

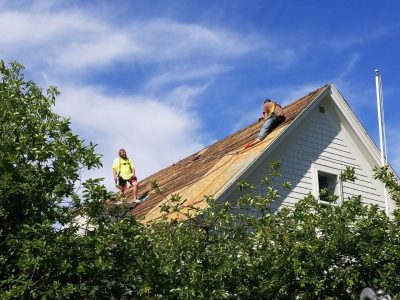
left=311, top=163, right=343, bottom=205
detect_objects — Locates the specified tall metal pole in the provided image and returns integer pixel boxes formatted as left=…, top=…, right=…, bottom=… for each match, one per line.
left=375, top=70, right=389, bottom=215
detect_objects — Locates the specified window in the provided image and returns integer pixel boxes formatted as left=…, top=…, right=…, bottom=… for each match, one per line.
left=318, top=171, right=338, bottom=203
left=319, top=106, right=325, bottom=114
left=312, top=164, right=343, bottom=205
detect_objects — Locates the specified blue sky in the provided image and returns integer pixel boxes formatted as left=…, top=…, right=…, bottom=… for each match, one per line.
left=1, top=0, right=399, bottom=190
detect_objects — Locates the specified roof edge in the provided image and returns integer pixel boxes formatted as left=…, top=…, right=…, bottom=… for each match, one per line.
left=329, top=84, right=399, bottom=179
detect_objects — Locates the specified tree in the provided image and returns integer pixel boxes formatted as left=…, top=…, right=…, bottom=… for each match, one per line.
left=144, top=164, right=400, bottom=299
left=1, top=60, right=400, bottom=299
left=0, top=61, right=161, bottom=299
left=0, top=61, right=104, bottom=230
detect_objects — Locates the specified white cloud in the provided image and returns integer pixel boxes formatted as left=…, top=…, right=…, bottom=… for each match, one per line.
left=0, top=9, right=107, bottom=69
left=0, top=0, right=307, bottom=190
left=334, top=53, right=361, bottom=83
left=0, top=5, right=262, bottom=74
left=322, top=26, right=392, bottom=50
left=54, top=84, right=205, bottom=190
left=0, top=9, right=104, bottom=47
left=137, top=20, right=260, bottom=60
left=144, top=65, right=228, bottom=93
left=51, top=33, right=135, bottom=70
left=164, top=84, right=211, bottom=109
left=0, top=1, right=300, bottom=78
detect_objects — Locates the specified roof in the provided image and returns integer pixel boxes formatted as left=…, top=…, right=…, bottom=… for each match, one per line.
left=124, top=84, right=330, bottom=222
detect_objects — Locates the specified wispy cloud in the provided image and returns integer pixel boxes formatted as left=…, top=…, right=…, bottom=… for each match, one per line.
left=0, top=6, right=262, bottom=73
left=49, top=19, right=261, bottom=73
left=322, top=26, right=393, bottom=50
left=0, top=1, right=303, bottom=77
left=137, top=20, right=259, bottom=60
left=334, top=53, right=361, bottom=82
left=54, top=84, right=205, bottom=188
left=144, top=65, right=228, bottom=93
left=0, top=0, right=318, bottom=188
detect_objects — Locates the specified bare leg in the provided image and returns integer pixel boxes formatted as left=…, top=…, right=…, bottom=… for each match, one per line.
left=120, top=183, right=128, bottom=195
left=131, top=181, right=138, bottom=200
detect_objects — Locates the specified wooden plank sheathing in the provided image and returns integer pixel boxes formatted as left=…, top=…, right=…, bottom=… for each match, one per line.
left=140, top=126, right=287, bottom=222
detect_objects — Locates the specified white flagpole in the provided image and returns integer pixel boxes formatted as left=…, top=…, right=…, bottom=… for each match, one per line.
left=375, top=69, right=389, bottom=215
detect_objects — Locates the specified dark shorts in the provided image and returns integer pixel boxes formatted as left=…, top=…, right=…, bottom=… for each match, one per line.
left=117, top=175, right=137, bottom=187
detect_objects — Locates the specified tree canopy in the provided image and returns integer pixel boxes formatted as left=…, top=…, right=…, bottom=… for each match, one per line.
left=1, top=61, right=400, bottom=299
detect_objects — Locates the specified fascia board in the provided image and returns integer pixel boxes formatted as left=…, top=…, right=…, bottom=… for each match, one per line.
left=329, top=84, right=399, bottom=179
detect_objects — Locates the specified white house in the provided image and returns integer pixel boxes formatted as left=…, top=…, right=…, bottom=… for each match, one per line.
left=125, top=84, right=397, bottom=222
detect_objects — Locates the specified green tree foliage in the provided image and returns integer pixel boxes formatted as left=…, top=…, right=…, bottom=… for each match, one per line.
left=146, top=165, right=400, bottom=299
left=1, top=61, right=400, bottom=299
left=0, top=61, right=103, bottom=230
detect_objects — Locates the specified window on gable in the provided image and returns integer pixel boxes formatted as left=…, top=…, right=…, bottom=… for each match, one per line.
left=312, top=164, right=343, bottom=205
left=318, top=171, right=338, bottom=203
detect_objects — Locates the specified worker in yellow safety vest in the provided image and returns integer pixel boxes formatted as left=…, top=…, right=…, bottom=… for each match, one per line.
left=112, top=148, right=139, bottom=201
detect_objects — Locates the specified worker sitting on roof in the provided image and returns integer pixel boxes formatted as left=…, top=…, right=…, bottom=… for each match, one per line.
left=112, top=148, right=139, bottom=200
left=253, top=98, right=285, bottom=144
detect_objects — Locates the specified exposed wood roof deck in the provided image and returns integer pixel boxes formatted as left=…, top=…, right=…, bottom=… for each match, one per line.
left=124, top=84, right=329, bottom=221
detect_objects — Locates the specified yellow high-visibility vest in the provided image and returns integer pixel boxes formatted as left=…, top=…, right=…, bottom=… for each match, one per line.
left=267, top=102, right=276, bottom=118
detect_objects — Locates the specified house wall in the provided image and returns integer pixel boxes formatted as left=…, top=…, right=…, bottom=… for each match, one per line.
left=229, top=95, right=389, bottom=212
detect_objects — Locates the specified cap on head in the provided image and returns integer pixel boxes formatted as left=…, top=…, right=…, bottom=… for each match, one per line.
left=264, top=98, right=273, bottom=103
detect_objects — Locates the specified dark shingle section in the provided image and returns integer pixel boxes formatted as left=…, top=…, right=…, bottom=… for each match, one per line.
left=128, top=84, right=329, bottom=218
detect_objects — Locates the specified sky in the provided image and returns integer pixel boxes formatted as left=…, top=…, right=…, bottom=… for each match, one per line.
left=1, top=0, right=399, bottom=190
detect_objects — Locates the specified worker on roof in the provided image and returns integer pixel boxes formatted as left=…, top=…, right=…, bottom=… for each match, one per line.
left=112, top=148, right=139, bottom=200
left=253, top=98, right=285, bottom=144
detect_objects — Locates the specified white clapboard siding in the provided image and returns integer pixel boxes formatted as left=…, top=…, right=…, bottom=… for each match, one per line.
left=232, top=94, right=387, bottom=211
